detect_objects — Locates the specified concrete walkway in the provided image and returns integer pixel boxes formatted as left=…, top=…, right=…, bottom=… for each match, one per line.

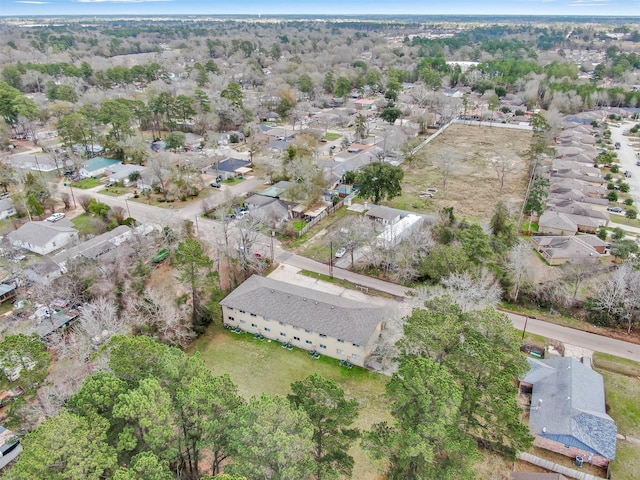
left=517, top=452, right=606, bottom=480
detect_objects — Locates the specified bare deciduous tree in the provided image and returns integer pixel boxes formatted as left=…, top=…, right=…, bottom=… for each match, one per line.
left=436, top=148, right=461, bottom=199
left=442, top=268, right=503, bottom=312
left=506, top=240, right=532, bottom=303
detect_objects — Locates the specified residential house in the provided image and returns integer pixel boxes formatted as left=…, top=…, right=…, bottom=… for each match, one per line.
left=353, top=98, right=376, bottom=109
left=538, top=211, right=603, bottom=236
left=23, top=259, right=62, bottom=285
left=219, top=275, right=389, bottom=367
left=519, top=356, right=617, bottom=467
left=213, top=158, right=252, bottom=180
left=377, top=214, right=425, bottom=249
left=244, top=194, right=291, bottom=226
left=7, top=221, right=79, bottom=255
left=531, top=235, right=604, bottom=265
left=79, top=157, right=121, bottom=178
left=0, top=284, right=16, bottom=303
left=107, top=164, right=146, bottom=187
left=0, top=198, right=16, bottom=219
left=366, top=205, right=403, bottom=225
left=0, top=425, right=22, bottom=470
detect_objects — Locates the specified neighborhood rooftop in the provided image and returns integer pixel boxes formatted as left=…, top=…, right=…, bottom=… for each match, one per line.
left=522, top=356, right=617, bottom=460
left=219, top=275, right=389, bottom=346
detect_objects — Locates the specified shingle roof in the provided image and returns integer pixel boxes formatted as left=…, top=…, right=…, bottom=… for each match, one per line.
left=7, top=221, right=78, bottom=248
left=367, top=205, right=403, bottom=221
left=220, top=275, right=388, bottom=345
left=521, top=357, right=617, bottom=459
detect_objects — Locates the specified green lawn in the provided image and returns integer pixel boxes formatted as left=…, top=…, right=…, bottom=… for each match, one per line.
left=71, top=178, right=101, bottom=189
left=324, top=132, right=342, bottom=141
left=100, top=186, right=130, bottom=197
left=191, top=324, right=389, bottom=479
left=71, top=214, right=100, bottom=236
left=593, top=353, right=640, bottom=480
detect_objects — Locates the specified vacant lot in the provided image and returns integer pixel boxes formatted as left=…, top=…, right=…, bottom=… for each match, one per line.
left=387, top=124, right=533, bottom=221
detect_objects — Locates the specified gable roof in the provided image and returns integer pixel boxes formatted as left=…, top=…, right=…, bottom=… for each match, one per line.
left=7, top=221, right=78, bottom=248
left=218, top=158, right=251, bottom=173
left=220, top=275, right=388, bottom=345
left=367, top=205, right=404, bottom=221
left=521, top=357, right=617, bottom=459
left=531, top=235, right=602, bottom=260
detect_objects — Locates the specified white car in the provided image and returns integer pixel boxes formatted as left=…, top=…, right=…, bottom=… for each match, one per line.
left=46, top=213, right=65, bottom=222
left=335, top=247, right=346, bottom=258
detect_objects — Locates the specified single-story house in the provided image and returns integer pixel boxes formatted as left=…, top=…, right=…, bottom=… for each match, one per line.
left=7, top=221, right=79, bottom=255
left=546, top=203, right=610, bottom=224
left=244, top=194, right=292, bottom=226
left=366, top=205, right=403, bottom=225
left=0, top=198, right=17, bottom=219
left=538, top=211, right=604, bottom=236
left=519, top=356, right=617, bottom=467
left=212, top=158, right=252, bottom=180
left=79, top=157, right=121, bottom=178
left=531, top=235, right=603, bottom=265
left=0, top=425, right=22, bottom=470
left=220, top=275, right=389, bottom=367
left=23, top=259, right=61, bottom=285
left=353, top=98, right=376, bottom=109
left=377, top=214, right=425, bottom=249
left=0, top=284, right=16, bottom=303
left=107, top=164, right=146, bottom=186
left=51, top=225, right=133, bottom=271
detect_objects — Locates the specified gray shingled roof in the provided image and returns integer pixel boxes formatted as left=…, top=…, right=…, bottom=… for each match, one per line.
left=220, top=275, right=388, bottom=345
left=367, top=205, right=403, bottom=222
left=522, top=357, right=617, bottom=459
left=7, top=221, right=78, bottom=248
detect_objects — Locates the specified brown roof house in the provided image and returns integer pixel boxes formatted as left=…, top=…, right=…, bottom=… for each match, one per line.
left=538, top=211, right=604, bottom=236
left=519, top=357, right=617, bottom=467
left=531, top=235, right=605, bottom=265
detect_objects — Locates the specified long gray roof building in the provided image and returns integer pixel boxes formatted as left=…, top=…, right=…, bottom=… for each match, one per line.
left=220, top=275, right=389, bottom=346
left=521, top=356, right=617, bottom=460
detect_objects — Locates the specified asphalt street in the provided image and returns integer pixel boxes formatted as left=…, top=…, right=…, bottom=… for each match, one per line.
left=63, top=175, right=640, bottom=363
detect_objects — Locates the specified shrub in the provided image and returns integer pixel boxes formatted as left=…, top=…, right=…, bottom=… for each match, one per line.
left=626, top=208, right=637, bottom=219
left=607, top=191, right=619, bottom=202
left=624, top=198, right=634, bottom=206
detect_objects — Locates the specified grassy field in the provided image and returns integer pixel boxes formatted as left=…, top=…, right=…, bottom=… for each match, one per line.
left=71, top=178, right=101, bottom=189
left=191, top=324, right=390, bottom=480
left=593, top=353, right=640, bottom=480
left=71, top=213, right=100, bottom=236
left=386, top=124, right=532, bottom=220
left=325, top=132, right=342, bottom=141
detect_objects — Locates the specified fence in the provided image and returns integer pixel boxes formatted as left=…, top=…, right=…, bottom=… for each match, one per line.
left=297, top=191, right=358, bottom=237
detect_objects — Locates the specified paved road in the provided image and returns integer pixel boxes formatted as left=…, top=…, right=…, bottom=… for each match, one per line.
left=506, top=312, right=640, bottom=363
left=275, top=249, right=412, bottom=299
left=611, top=124, right=640, bottom=206
left=64, top=175, right=640, bottom=363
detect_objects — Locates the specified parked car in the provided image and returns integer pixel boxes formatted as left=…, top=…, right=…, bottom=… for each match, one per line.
left=636, top=160, right=640, bottom=166
left=46, top=213, right=65, bottom=222
left=210, top=182, right=221, bottom=188
left=335, top=247, right=346, bottom=258
left=607, top=206, right=623, bottom=213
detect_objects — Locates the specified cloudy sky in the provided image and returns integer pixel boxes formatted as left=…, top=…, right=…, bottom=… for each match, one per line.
left=3, top=0, right=639, bottom=16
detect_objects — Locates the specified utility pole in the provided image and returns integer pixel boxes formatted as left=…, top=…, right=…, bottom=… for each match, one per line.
left=330, top=242, right=334, bottom=278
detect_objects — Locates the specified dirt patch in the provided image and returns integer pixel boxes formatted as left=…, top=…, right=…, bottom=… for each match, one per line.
left=388, top=124, right=533, bottom=221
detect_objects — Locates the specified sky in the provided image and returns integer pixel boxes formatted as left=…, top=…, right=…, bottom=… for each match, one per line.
left=1, top=0, right=639, bottom=17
